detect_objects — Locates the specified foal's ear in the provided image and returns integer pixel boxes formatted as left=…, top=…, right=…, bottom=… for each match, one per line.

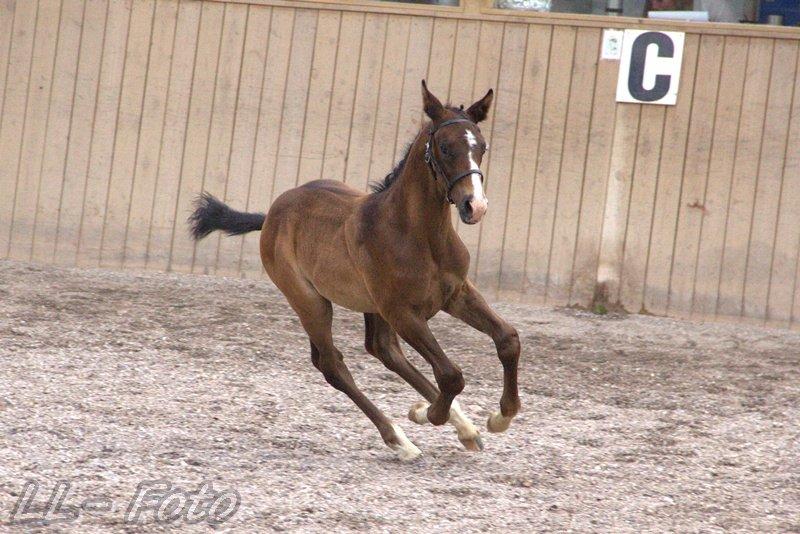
left=421, top=80, right=445, bottom=122
left=466, top=89, right=494, bottom=123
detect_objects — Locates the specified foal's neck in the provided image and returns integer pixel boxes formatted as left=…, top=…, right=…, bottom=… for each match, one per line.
left=385, top=132, right=453, bottom=234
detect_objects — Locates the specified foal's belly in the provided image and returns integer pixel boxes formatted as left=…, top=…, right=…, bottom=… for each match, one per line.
left=312, top=275, right=377, bottom=313
left=302, top=235, right=378, bottom=313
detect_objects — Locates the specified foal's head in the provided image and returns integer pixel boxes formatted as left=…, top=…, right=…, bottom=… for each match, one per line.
left=421, top=81, right=493, bottom=224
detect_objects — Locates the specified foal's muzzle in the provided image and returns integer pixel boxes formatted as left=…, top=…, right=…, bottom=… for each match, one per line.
left=458, top=195, right=488, bottom=225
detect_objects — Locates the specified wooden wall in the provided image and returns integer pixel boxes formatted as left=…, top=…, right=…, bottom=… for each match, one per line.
left=1, top=0, right=799, bottom=329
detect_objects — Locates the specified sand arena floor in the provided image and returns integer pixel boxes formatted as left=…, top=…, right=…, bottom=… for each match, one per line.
left=0, top=260, right=798, bottom=532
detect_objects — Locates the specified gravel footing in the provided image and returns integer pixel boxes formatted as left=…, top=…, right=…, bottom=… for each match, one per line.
left=1, top=260, right=798, bottom=532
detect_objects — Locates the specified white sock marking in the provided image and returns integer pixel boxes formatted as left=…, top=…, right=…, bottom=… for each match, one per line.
left=448, top=400, right=480, bottom=440
left=389, top=423, right=422, bottom=460
left=409, top=402, right=430, bottom=425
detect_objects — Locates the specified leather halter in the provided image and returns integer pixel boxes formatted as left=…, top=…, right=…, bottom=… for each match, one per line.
left=424, top=118, right=484, bottom=204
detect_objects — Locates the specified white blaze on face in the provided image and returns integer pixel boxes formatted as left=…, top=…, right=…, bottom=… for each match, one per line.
left=464, top=131, right=488, bottom=205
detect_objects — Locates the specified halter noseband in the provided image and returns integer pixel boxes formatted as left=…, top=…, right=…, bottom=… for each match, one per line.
left=424, top=118, right=484, bottom=204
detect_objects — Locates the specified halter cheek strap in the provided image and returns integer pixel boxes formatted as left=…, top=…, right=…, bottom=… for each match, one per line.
left=424, top=118, right=484, bottom=205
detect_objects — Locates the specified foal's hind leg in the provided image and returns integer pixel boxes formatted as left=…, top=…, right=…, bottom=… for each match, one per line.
left=444, top=281, right=521, bottom=433
left=280, top=278, right=421, bottom=460
left=364, top=314, right=483, bottom=451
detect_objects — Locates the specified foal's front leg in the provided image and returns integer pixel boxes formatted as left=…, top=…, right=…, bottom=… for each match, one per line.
left=444, top=281, right=521, bottom=433
left=385, top=315, right=465, bottom=427
left=365, top=313, right=483, bottom=451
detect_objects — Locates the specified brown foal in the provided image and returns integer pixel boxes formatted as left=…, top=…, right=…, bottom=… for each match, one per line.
left=190, top=82, right=520, bottom=460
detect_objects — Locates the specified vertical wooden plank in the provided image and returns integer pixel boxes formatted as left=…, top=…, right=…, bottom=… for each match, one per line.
left=215, top=4, right=271, bottom=277
left=794, top=251, right=800, bottom=330
left=742, top=40, right=798, bottom=322
left=0, top=0, right=38, bottom=258
left=499, top=24, right=551, bottom=296
left=666, top=34, right=724, bottom=317
left=239, top=7, right=295, bottom=277
left=643, top=34, right=700, bottom=315
left=794, top=234, right=800, bottom=330
left=342, top=12, right=387, bottom=192
left=474, top=23, right=527, bottom=292
left=30, top=0, right=85, bottom=263
left=392, top=16, right=432, bottom=167
left=0, top=0, right=18, bottom=130
left=296, top=10, right=340, bottom=185
left=523, top=25, right=576, bottom=303
left=593, top=102, right=640, bottom=308
left=618, top=105, right=666, bottom=312
left=320, top=11, right=363, bottom=184
left=269, top=8, right=318, bottom=199
left=166, top=0, right=224, bottom=273
left=446, top=19, right=480, bottom=114
left=545, top=27, right=598, bottom=305
left=690, top=37, right=750, bottom=318
left=768, top=50, right=800, bottom=327
left=424, top=17, right=456, bottom=101
left=145, top=0, right=202, bottom=271
left=53, top=0, right=107, bottom=266
left=365, top=14, right=411, bottom=189
left=8, top=0, right=62, bottom=260
left=190, top=2, right=248, bottom=275
left=568, top=48, right=619, bottom=307
left=75, top=0, right=131, bottom=266
left=715, top=38, right=773, bottom=319
left=98, top=0, right=155, bottom=269
left=460, top=20, right=503, bottom=282
left=121, top=0, right=179, bottom=270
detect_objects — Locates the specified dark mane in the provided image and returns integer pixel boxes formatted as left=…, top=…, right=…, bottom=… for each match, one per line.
left=369, top=142, right=412, bottom=193
left=369, top=105, right=467, bottom=194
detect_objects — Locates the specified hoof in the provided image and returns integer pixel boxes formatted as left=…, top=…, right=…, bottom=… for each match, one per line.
left=449, top=400, right=481, bottom=451
left=390, top=441, right=422, bottom=461
left=487, top=411, right=513, bottom=433
left=408, top=401, right=430, bottom=425
left=388, top=424, right=422, bottom=461
left=459, top=433, right=484, bottom=452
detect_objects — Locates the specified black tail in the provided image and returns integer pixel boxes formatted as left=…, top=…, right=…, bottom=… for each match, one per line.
left=188, top=192, right=266, bottom=240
